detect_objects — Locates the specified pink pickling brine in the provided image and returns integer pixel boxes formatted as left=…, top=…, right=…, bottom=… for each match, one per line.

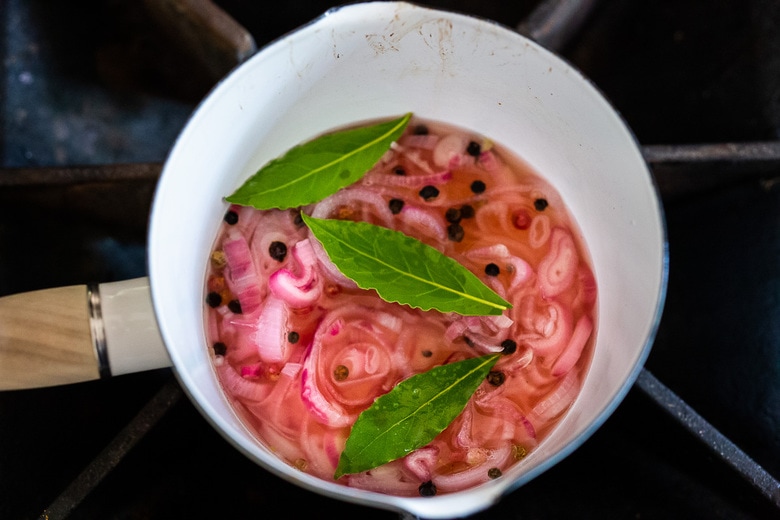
left=204, top=118, right=598, bottom=497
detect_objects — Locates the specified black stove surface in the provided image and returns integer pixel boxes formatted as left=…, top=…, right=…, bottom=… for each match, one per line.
left=1, top=1, right=778, bottom=519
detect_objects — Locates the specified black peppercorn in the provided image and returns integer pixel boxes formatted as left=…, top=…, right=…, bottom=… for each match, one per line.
left=534, top=198, right=549, bottom=211
left=460, top=204, right=475, bottom=219
left=228, top=299, right=243, bottom=314
left=389, top=198, right=405, bottom=214
left=413, top=124, right=429, bottom=135
left=445, top=207, right=462, bottom=223
left=206, top=291, right=222, bottom=308
left=466, top=141, right=482, bottom=157
left=293, top=211, right=304, bottom=227
left=393, top=165, right=406, bottom=175
left=501, top=339, right=517, bottom=354
left=487, top=370, right=506, bottom=386
left=419, top=185, right=439, bottom=201
left=470, top=180, right=486, bottom=194
left=485, top=263, right=500, bottom=276
left=447, top=223, right=464, bottom=242
left=419, top=480, right=437, bottom=497
left=213, top=342, right=227, bottom=356
left=269, top=241, right=287, bottom=262
left=421, top=349, right=433, bottom=358
left=224, top=210, right=239, bottom=225
left=287, top=331, right=300, bottom=344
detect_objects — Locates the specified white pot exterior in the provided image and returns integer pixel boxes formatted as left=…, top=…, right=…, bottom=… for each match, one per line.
left=149, top=2, right=667, bottom=518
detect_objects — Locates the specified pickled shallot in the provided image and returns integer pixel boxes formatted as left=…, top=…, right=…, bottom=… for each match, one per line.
left=204, top=117, right=597, bottom=497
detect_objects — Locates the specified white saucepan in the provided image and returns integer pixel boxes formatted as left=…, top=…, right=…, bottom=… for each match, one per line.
left=0, top=3, right=667, bottom=518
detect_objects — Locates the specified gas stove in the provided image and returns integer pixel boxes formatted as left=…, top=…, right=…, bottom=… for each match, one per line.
left=1, top=1, right=778, bottom=518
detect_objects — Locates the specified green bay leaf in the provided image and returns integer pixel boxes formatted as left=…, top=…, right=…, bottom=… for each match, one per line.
left=226, top=113, right=412, bottom=210
left=335, top=354, right=500, bottom=479
left=302, top=214, right=511, bottom=316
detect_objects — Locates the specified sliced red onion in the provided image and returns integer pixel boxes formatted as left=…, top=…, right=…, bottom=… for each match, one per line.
left=308, top=232, right=357, bottom=288
left=300, top=363, right=352, bottom=428
left=216, top=362, right=272, bottom=402
left=445, top=316, right=475, bottom=339
left=240, top=363, right=264, bottom=378
left=364, top=168, right=452, bottom=188
left=247, top=362, right=310, bottom=464
left=483, top=313, right=514, bottom=333
left=324, top=430, right=343, bottom=470
left=301, top=309, right=400, bottom=427
left=398, top=205, right=448, bottom=244
left=332, top=343, right=393, bottom=407
left=502, top=345, right=535, bottom=374
left=219, top=315, right=262, bottom=364
left=311, top=186, right=393, bottom=226
left=281, top=361, right=302, bottom=378
left=433, top=443, right=513, bottom=493
left=444, top=314, right=514, bottom=354
left=508, top=257, right=533, bottom=290
left=403, top=445, right=440, bottom=482
left=574, top=264, right=598, bottom=310
left=453, top=400, right=475, bottom=449
left=326, top=318, right=343, bottom=337
left=446, top=314, right=512, bottom=339
left=532, top=370, right=580, bottom=421
left=433, top=133, right=470, bottom=169
left=467, top=244, right=510, bottom=258
left=243, top=363, right=304, bottom=433
left=478, top=149, right=500, bottom=172
left=444, top=318, right=468, bottom=342
left=466, top=243, right=533, bottom=294
left=528, top=214, right=551, bottom=249
left=253, top=296, right=289, bottom=364
left=470, top=335, right=506, bottom=353
left=466, top=394, right=537, bottom=447
left=222, top=231, right=263, bottom=314
left=389, top=142, right=436, bottom=174
left=486, top=185, right=535, bottom=204
left=268, top=239, right=322, bottom=308
left=371, top=310, right=404, bottom=334
left=292, top=410, right=346, bottom=476
left=377, top=146, right=398, bottom=167
left=399, top=133, right=439, bottom=150
left=233, top=204, right=264, bottom=233
left=484, top=277, right=507, bottom=300
left=473, top=200, right=510, bottom=235
left=551, top=314, right=594, bottom=376
left=244, top=206, right=303, bottom=249
left=344, top=464, right=421, bottom=495
left=538, top=227, right=579, bottom=298
left=206, top=306, right=221, bottom=346
left=517, top=297, right=573, bottom=358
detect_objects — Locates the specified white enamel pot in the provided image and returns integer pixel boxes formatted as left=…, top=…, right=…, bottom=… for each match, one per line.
left=1, top=2, right=668, bottom=518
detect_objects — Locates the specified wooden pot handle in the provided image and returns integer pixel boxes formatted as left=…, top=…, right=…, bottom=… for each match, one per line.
left=0, top=285, right=98, bottom=390
left=0, top=278, right=171, bottom=391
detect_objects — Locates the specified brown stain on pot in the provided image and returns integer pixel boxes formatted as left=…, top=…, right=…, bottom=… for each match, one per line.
left=364, top=16, right=458, bottom=75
